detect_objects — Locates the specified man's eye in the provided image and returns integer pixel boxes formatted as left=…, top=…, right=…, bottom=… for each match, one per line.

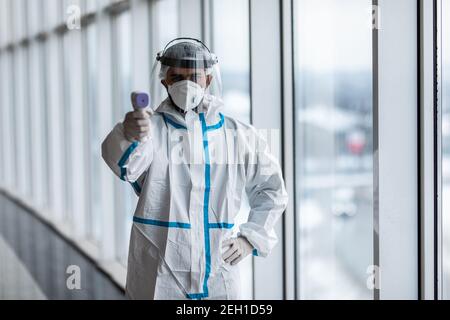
left=172, top=75, right=183, bottom=82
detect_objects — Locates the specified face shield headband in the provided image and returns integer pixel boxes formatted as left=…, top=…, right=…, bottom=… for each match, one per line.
left=156, top=37, right=219, bottom=70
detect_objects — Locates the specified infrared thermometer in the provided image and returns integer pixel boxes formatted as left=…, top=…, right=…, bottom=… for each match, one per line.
left=131, top=91, right=152, bottom=142
left=131, top=91, right=151, bottom=113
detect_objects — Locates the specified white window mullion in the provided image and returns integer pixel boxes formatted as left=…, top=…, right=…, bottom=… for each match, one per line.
left=178, top=0, right=202, bottom=40
left=14, top=46, right=30, bottom=197
left=47, top=35, right=65, bottom=222
left=2, top=51, right=15, bottom=190
left=377, top=0, right=419, bottom=299
left=130, top=0, right=150, bottom=91
left=250, top=0, right=286, bottom=300
left=419, top=0, right=439, bottom=300
left=97, top=11, right=116, bottom=261
left=0, top=52, right=5, bottom=188
left=29, top=41, right=45, bottom=208
left=67, top=27, right=88, bottom=239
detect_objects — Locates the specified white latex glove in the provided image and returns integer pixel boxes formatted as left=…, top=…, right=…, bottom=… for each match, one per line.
left=123, top=110, right=151, bottom=143
left=222, top=236, right=254, bottom=266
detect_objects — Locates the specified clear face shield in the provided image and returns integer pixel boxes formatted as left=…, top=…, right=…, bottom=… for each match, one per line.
left=149, top=38, right=223, bottom=112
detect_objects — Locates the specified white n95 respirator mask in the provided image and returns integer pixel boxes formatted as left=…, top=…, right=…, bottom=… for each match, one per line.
left=168, top=80, right=206, bottom=111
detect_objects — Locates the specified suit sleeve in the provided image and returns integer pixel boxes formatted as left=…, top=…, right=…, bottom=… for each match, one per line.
left=239, top=127, right=289, bottom=258
left=101, top=122, right=153, bottom=183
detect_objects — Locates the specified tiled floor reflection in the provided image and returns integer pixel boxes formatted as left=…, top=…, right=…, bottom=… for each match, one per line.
left=0, top=193, right=125, bottom=300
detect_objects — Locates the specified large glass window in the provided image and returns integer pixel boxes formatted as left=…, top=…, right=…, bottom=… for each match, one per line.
left=10, top=51, right=18, bottom=192
left=148, top=0, right=179, bottom=107
left=62, top=33, right=74, bottom=223
left=153, top=0, right=179, bottom=49
left=15, top=46, right=31, bottom=198
left=39, top=41, right=50, bottom=210
left=0, top=52, right=6, bottom=187
left=294, top=0, right=374, bottom=299
left=442, top=0, right=450, bottom=300
left=28, top=41, right=46, bottom=209
left=83, top=22, right=101, bottom=245
left=211, top=0, right=251, bottom=124
left=0, top=51, right=15, bottom=190
left=112, top=10, right=136, bottom=264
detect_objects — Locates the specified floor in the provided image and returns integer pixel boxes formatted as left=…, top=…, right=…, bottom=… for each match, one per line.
left=0, top=233, right=46, bottom=299
left=0, top=193, right=125, bottom=300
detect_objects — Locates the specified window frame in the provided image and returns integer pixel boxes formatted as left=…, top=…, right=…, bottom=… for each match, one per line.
left=250, top=0, right=287, bottom=300
left=375, top=0, right=420, bottom=299
left=419, top=0, right=440, bottom=300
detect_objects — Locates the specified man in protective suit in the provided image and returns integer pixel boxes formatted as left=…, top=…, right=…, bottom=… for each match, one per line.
left=102, top=38, right=288, bottom=300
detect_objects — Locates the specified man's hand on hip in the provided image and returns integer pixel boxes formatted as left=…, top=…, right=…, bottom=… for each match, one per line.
left=222, top=236, right=254, bottom=266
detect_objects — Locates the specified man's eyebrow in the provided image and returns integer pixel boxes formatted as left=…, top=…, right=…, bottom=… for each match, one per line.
left=170, top=72, right=202, bottom=78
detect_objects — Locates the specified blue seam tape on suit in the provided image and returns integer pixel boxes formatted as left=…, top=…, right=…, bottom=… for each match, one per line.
left=201, top=112, right=212, bottom=298
left=186, top=292, right=208, bottom=299
left=118, top=141, right=140, bottom=181
left=133, top=216, right=191, bottom=229
left=131, top=181, right=142, bottom=194
left=163, top=114, right=187, bottom=130
left=206, top=113, right=225, bottom=131
left=163, top=113, right=224, bottom=131
left=117, top=141, right=143, bottom=195
left=208, top=223, right=234, bottom=229
left=186, top=112, right=225, bottom=300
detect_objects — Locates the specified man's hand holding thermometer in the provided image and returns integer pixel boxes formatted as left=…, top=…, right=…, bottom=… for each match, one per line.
left=123, top=92, right=152, bottom=143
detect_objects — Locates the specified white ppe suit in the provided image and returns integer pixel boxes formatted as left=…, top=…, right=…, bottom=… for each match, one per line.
left=102, top=95, right=288, bottom=300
